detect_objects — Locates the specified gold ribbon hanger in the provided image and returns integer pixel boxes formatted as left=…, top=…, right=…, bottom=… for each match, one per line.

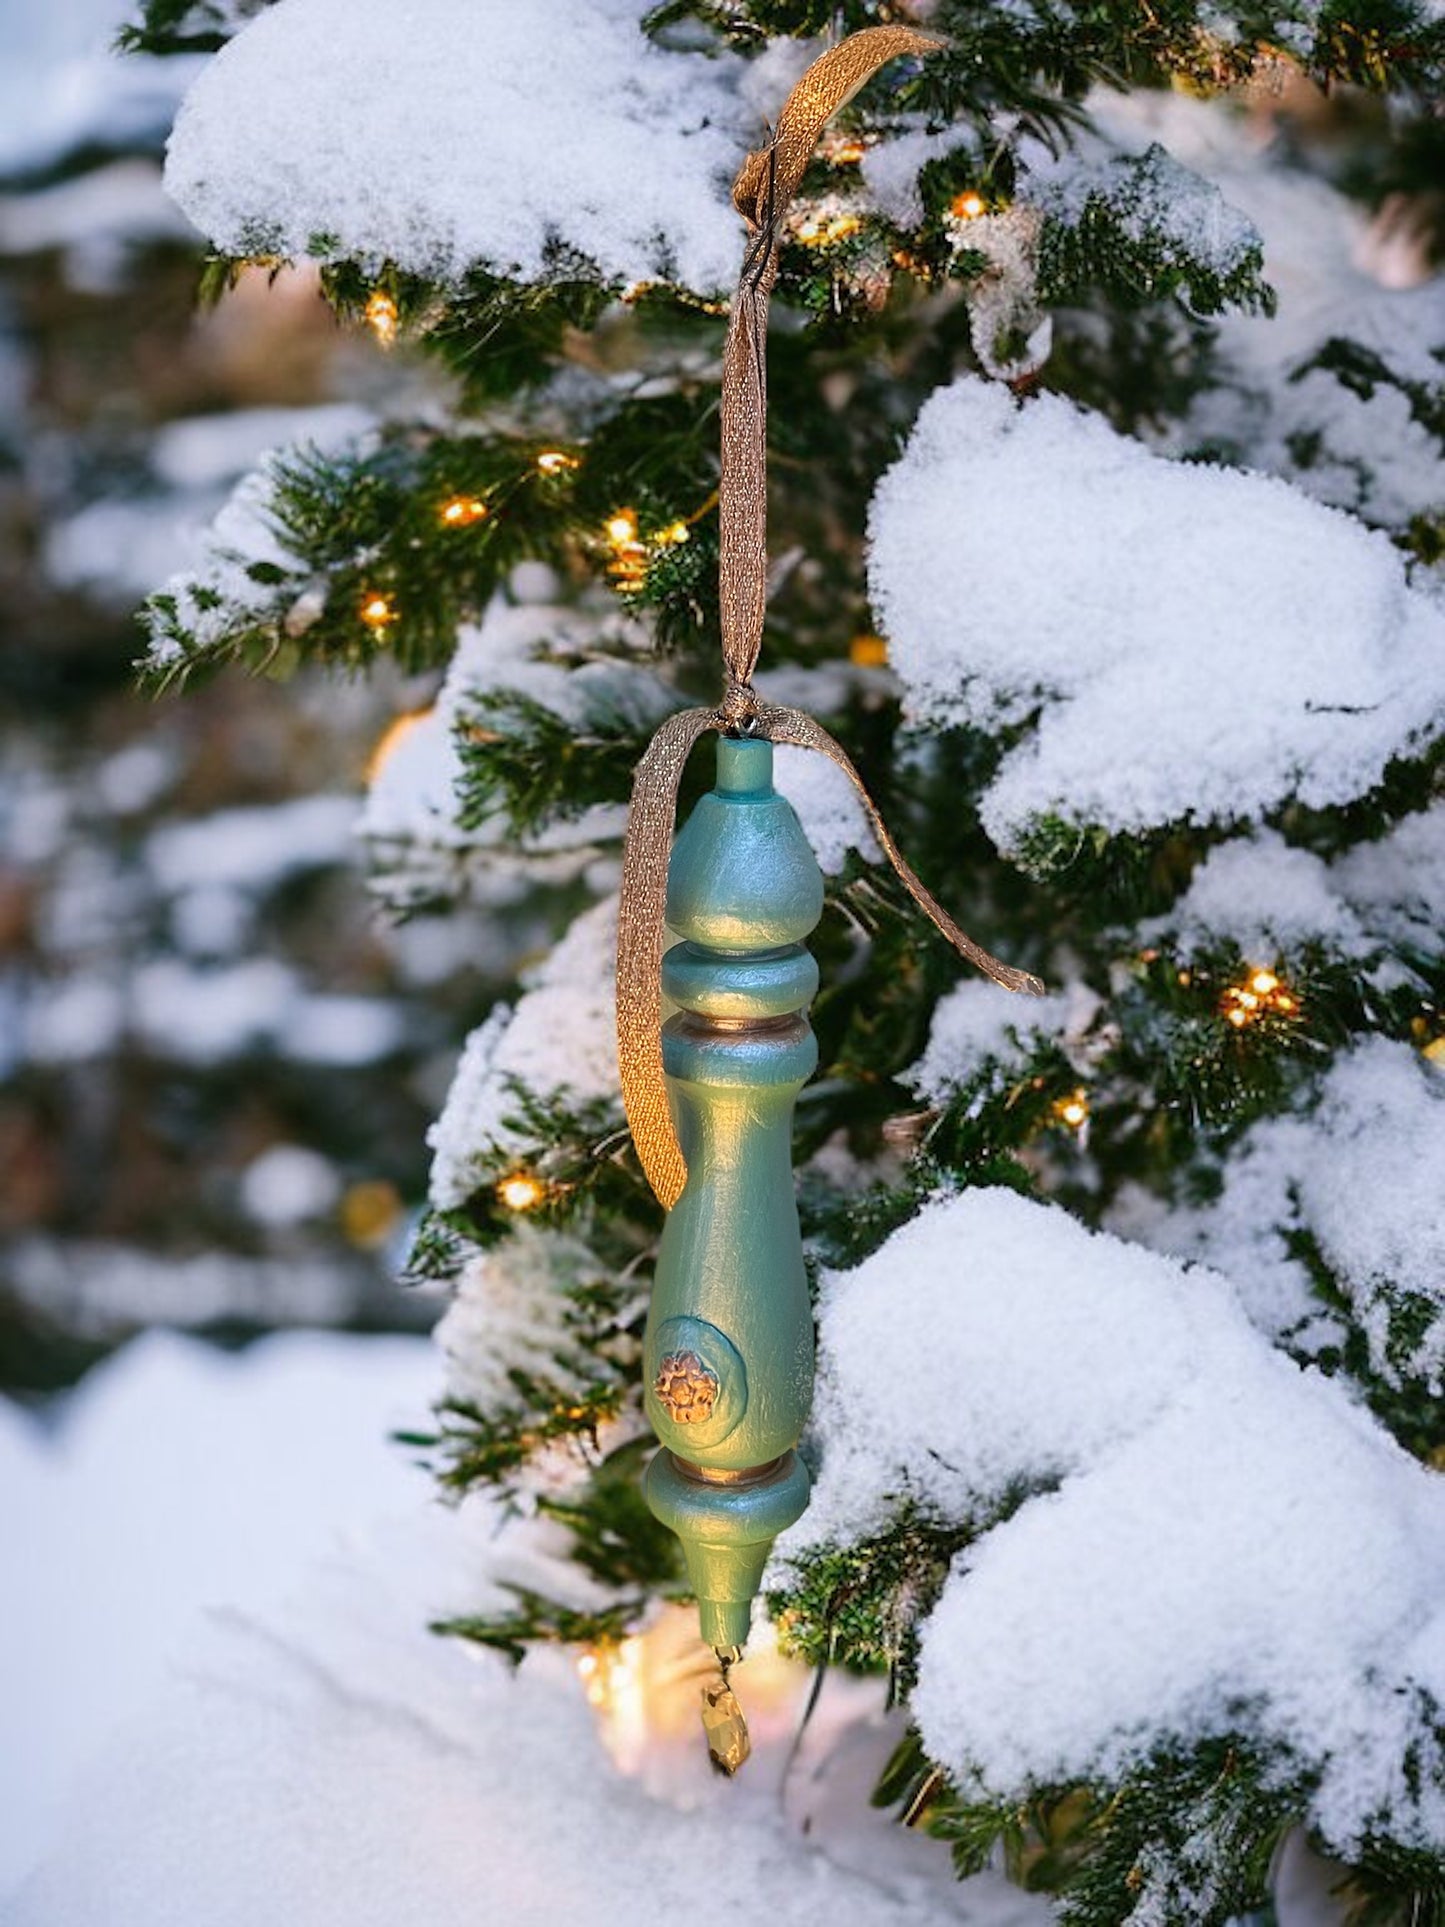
left=616, top=26, right=1044, bottom=1212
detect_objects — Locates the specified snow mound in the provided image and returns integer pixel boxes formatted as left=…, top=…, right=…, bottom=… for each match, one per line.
left=0, top=1328, right=438, bottom=1898
left=909, top=977, right=1076, bottom=1102
left=427, top=895, right=621, bottom=1209
left=1330, top=799, right=1445, bottom=958
left=164, top=0, right=750, bottom=293
left=1153, top=810, right=1445, bottom=969
left=5, top=1330, right=1035, bottom=1927
left=772, top=743, right=882, bottom=875
left=781, top=1187, right=1445, bottom=1854
left=1159, top=828, right=1371, bottom=959
left=1140, top=1037, right=1445, bottom=1393
left=867, top=377, right=1445, bottom=854
left=361, top=596, right=666, bottom=869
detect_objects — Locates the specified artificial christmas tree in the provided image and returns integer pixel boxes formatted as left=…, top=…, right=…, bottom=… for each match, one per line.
left=126, top=0, right=1445, bottom=1918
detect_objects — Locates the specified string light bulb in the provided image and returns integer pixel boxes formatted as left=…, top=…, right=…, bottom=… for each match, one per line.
left=605, top=510, right=639, bottom=545
left=1053, top=1088, right=1090, bottom=1131
left=1221, top=966, right=1300, bottom=1028
left=951, top=190, right=987, bottom=220
left=439, top=496, right=488, bottom=527
left=364, top=290, right=398, bottom=346
left=535, top=450, right=579, bottom=477
left=359, top=592, right=398, bottom=631
left=849, top=634, right=888, bottom=667
left=796, top=210, right=863, bottom=247
left=496, top=1169, right=548, bottom=1212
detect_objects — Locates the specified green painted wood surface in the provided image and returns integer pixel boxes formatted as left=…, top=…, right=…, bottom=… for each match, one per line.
left=643, top=735, right=823, bottom=1651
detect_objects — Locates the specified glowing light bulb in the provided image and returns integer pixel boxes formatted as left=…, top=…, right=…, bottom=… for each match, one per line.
left=796, top=211, right=862, bottom=247
left=535, top=450, right=579, bottom=477
left=439, top=496, right=488, bottom=527
left=1053, top=1088, right=1090, bottom=1130
left=659, top=520, right=690, bottom=546
left=849, top=634, right=888, bottom=668
left=1221, top=966, right=1299, bottom=1028
left=340, top=1178, right=402, bottom=1248
left=496, top=1170, right=547, bottom=1212
left=364, top=290, right=398, bottom=346
left=951, top=190, right=987, bottom=220
left=605, top=510, right=639, bottom=545
left=359, top=592, right=398, bottom=630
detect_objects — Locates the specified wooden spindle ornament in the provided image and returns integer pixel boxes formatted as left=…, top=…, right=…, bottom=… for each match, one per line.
left=642, top=735, right=820, bottom=1673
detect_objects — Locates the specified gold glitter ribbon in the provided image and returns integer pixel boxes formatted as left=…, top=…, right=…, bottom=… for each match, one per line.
left=617, top=28, right=1044, bottom=1212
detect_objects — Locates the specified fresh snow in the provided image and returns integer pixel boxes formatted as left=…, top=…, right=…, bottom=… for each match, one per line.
left=164, top=0, right=751, bottom=294
left=0, top=1328, right=438, bottom=1896
left=867, top=375, right=1445, bottom=853
left=427, top=895, right=621, bottom=1209
left=1095, top=89, right=1445, bottom=530
left=780, top=1187, right=1445, bottom=1857
left=909, top=977, right=1078, bottom=1103
left=1157, top=828, right=1372, bottom=960
left=1026, top=139, right=1260, bottom=286
left=1152, top=809, right=1445, bottom=968
left=360, top=596, right=667, bottom=865
left=1133, top=1038, right=1445, bottom=1393
left=860, top=125, right=980, bottom=225
left=437, top=1222, right=622, bottom=1413
left=3, top=1327, right=1051, bottom=1927
left=1330, top=800, right=1445, bottom=957
left=772, top=743, right=881, bottom=874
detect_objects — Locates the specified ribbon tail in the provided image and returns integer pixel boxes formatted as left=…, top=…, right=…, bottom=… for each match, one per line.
left=616, top=706, right=723, bottom=1210
left=754, top=704, right=1046, bottom=998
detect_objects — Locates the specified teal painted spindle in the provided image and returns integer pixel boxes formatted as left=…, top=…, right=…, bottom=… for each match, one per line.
left=642, top=734, right=822, bottom=1655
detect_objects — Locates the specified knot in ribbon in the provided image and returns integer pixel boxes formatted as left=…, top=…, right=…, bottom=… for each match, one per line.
left=616, top=27, right=1044, bottom=1212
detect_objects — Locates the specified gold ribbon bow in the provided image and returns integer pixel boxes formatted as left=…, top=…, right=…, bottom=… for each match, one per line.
left=616, top=27, right=1044, bottom=1212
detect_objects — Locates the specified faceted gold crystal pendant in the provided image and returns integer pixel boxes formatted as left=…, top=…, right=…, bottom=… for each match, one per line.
left=701, top=1677, right=751, bottom=1775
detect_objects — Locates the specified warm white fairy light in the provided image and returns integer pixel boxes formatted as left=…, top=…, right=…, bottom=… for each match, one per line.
left=795, top=210, right=863, bottom=248
left=364, top=290, right=398, bottom=345
left=439, top=496, right=488, bottom=527
left=359, top=591, right=398, bottom=631
left=535, top=449, right=579, bottom=477
left=849, top=633, right=888, bottom=667
left=1222, top=966, right=1299, bottom=1028
left=496, top=1170, right=548, bottom=1212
